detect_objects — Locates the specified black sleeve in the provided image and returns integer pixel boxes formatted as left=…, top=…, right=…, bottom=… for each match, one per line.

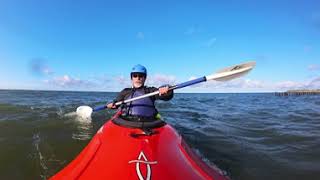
left=147, top=86, right=174, bottom=101
left=113, top=88, right=132, bottom=103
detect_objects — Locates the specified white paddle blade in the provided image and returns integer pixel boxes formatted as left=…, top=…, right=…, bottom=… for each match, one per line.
left=76, top=106, right=93, bottom=118
left=206, top=61, right=256, bottom=81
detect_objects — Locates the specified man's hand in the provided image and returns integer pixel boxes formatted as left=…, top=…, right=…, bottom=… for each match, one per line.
left=159, top=86, right=169, bottom=96
left=107, top=103, right=117, bottom=109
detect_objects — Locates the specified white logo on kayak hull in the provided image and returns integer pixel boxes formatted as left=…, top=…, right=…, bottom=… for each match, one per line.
left=129, top=151, right=157, bottom=180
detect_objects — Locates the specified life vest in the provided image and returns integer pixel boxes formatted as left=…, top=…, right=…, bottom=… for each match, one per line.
left=123, top=88, right=157, bottom=117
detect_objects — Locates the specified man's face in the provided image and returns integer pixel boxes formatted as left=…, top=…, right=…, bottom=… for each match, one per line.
left=131, top=73, right=146, bottom=88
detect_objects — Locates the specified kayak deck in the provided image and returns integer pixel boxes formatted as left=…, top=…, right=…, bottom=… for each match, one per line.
left=50, top=116, right=228, bottom=180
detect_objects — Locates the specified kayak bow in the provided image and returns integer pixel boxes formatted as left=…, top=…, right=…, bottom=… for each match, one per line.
left=50, top=112, right=229, bottom=180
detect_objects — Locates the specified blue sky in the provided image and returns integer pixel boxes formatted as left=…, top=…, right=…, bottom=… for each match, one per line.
left=1, top=0, right=320, bottom=92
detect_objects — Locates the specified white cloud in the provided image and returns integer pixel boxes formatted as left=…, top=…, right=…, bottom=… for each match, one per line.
left=114, top=75, right=130, bottom=86
left=177, top=76, right=265, bottom=92
left=44, top=75, right=94, bottom=88
left=45, top=74, right=129, bottom=91
left=306, top=77, right=320, bottom=89
left=233, top=79, right=265, bottom=89
left=275, top=81, right=305, bottom=89
left=111, top=74, right=178, bottom=88
left=41, top=70, right=320, bottom=92
left=199, top=78, right=265, bottom=89
left=274, top=78, right=320, bottom=90
left=146, top=74, right=177, bottom=87
left=180, top=76, right=320, bottom=92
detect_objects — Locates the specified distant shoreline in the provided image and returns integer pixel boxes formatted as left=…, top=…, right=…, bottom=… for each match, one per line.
left=275, top=89, right=320, bottom=96
left=286, top=89, right=320, bottom=93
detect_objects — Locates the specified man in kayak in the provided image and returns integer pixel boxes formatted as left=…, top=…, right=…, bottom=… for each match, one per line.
left=106, top=64, right=173, bottom=121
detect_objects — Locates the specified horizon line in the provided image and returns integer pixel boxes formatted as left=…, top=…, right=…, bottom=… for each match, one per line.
left=0, top=88, right=279, bottom=94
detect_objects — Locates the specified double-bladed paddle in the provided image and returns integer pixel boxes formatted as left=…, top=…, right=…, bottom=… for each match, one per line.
left=77, top=61, right=256, bottom=118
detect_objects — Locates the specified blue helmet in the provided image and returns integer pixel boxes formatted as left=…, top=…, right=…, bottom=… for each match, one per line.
left=131, top=64, right=147, bottom=76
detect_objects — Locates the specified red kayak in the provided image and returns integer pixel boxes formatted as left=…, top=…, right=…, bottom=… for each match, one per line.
left=50, top=112, right=229, bottom=180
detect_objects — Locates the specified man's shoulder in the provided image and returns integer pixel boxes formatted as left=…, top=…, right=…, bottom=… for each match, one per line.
left=144, top=86, right=157, bottom=89
left=116, top=88, right=133, bottom=99
left=144, top=86, right=157, bottom=93
left=120, top=86, right=157, bottom=93
left=122, top=87, right=132, bottom=91
left=120, top=88, right=133, bottom=93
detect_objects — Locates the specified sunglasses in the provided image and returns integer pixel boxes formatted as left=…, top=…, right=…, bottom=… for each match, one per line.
left=132, top=73, right=146, bottom=78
